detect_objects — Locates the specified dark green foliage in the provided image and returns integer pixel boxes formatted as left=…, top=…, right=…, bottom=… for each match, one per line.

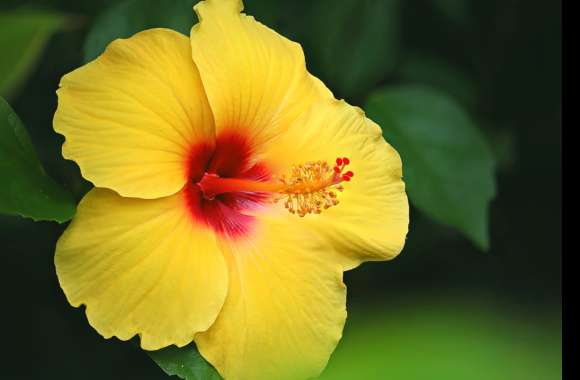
left=300, top=0, right=401, bottom=100
left=0, top=97, right=75, bottom=222
left=83, top=0, right=196, bottom=62
left=149, top=345, right=221, bottom=380
left=0, top=11, right=65, bottom=98
left=367, top=85, right=495, bottom=249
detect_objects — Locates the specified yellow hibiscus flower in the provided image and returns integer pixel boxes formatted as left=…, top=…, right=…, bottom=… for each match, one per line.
left=53, top=0, right=409, bottom=379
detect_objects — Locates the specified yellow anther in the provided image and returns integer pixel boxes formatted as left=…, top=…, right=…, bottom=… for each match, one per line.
left=273, top=158, right=352, bottom=217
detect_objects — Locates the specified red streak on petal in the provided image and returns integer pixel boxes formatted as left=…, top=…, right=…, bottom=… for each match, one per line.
left=184, top=141, right=214, bottom=183
left=207, top=130, right=255, bottom=177
left=184, top=184, right=257, bottom=239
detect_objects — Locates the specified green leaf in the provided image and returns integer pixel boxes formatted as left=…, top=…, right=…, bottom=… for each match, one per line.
left=83, top=0, right=196, bottom=63
left=399, top=54, right=478, bottom=110
left=0, top=10, right=66, bottom=98
left=301, top=0, right=401, bottom=100
left=366, top=85, right=496, bottom=250
left=148, top=345, right=222, bottom=380
left=0, top=97, right=75, bottom=222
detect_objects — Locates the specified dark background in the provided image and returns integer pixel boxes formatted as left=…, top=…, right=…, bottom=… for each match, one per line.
left=1, top=0, right=561, bottom=378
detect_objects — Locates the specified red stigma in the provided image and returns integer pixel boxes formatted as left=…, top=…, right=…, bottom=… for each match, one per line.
left=332, top=156, right=354, bottom=183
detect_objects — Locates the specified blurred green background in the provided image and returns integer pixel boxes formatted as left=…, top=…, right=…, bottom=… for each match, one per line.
left=0, top=0, right=561, bottom=379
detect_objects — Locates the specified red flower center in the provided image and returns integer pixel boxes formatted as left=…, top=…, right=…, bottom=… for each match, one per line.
left=184, top=130, right=271, bottom=239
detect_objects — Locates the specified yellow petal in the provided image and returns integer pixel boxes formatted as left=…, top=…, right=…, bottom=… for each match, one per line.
left=264, top=99, right=409, bottom=270
left=195, top=217, right=347, bottom=380
left=54, top=28, right=214, bottom=199
left=55, top=188, right=228, bottom=350
left=190, top=0, right=332, bottom=148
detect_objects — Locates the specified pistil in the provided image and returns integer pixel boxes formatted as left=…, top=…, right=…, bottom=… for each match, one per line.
left=197, top=157, right=354, bottom=217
